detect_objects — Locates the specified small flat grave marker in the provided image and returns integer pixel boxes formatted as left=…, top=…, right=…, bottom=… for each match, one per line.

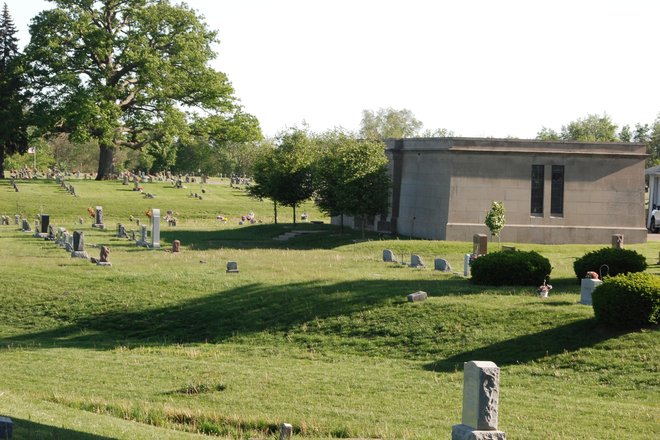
left=407, top=291, right=428, bottom=302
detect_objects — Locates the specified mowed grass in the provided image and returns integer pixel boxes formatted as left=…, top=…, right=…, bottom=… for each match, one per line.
left=0, top=178, right=658, bottom=439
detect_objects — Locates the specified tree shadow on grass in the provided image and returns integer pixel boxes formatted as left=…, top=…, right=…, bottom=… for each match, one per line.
left=424, top=318, right=628, bottom=372
left=9, top=417, right=114, bottom=440
left=159, top=223, right=381, bottom=251
left=0, top=277, right=478, bottom=350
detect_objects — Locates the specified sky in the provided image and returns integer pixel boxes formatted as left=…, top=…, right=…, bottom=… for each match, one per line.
left=7, top=0, right=660, bottom=139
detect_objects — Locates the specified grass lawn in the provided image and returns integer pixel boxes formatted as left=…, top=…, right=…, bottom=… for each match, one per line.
left=0, top=177, right=658, bottom=439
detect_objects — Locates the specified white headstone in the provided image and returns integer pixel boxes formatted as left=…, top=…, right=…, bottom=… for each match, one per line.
left=580, top=278, right=602, bottom=305
left=150, top=208, right=161, bottom=249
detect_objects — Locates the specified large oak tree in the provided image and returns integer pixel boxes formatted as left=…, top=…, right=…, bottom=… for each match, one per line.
left=25, top=0, right=247, bottom=179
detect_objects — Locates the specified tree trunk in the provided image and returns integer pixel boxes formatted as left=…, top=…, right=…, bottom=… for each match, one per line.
left=292, top=205, right=297, bottom=225
left=96, top=143, right=115, bottom=180
left=273, top=200, right=278, bottom=224
left=0, top=148, right=5, bottom=179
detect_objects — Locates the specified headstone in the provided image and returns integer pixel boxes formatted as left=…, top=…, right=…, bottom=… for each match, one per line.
left=92, top=206, right=105, bottom=229
left=473, top=234, right=488, bottom=256
left=580, top=278, right=602, bottom=305
left=452, top=361, right=506, bottom=440
left=46, top=224, right=55, bottom=241
left=172, top=240, right=181, bottom=253
left=434, top=258, right=452, bottom=272
left=464, top=254, right=471, bottom=276
left=92, top=246, right=112, bottom=266
left=612, top=234, right=623, bottom=249
left=410, top=254, right=425, bottom=268
left=383, top=249, right=395, bottom=262
left=14, top=214, right=19, bottom=225
left=73, top=231, right=84, bottom=251
left=407, top=291, right=428, bottom=302
left=117, top=223, right=127, bottom=238
left=65, top=233, right=74, bottom=252
left=123, top=174, right=129, bottom=185
left=21, top=219, right=30, bottom=232
left=40, top=214, right=50, bottom=233
left=280, top=423, right=292, bottom=440
left=0, top=416, right=13, bottom=439
left=71, top=231, right=89, bottom=258
left=136, top=225, right=148, bottom=247
left=501, top=245, right=516, bottom=252
left=150, top=208, right=161, bottom=249
left=226, top=261, right=239, bottom=273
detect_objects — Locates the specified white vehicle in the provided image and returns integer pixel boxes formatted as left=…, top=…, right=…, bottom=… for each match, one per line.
left=646, top=166, right=660, bottom=233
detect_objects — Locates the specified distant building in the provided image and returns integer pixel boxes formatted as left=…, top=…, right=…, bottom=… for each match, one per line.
left=336, top=137, right=648, bottom=244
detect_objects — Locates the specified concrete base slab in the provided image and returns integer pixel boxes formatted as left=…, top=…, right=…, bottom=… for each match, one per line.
left=71, top=251, right=89, bottom=259
left=452, top=424, right=506, bottom=440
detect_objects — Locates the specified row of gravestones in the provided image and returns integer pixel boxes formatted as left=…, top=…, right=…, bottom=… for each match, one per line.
left=59, top=179, right=78, bottom=196
left=382, top=249, right=453, bottom=272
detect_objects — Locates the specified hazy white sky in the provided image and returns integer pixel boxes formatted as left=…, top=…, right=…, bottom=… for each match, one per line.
left=8, top=0, right=660, bottom=138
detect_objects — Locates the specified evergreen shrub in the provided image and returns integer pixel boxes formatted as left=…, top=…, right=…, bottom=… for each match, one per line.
left=470, top=251, right=551, bottom=286
left=573, top=248, right=646, bottom=282
left=592, top=272, right=660, bottom=328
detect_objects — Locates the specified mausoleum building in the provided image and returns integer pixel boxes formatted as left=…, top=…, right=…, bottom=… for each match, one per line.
left=339, top=137, right=648, bottom=244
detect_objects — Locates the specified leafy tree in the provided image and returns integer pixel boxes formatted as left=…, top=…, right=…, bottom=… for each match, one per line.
left=25, top=0, right=251, bottom=180
left=360, top=108, right=423, bottom=139
left=618, top=125, right=632, bottom=142
left=315, top=130, right=390, bottom=237
left=0, top=3, right=28, bottom=177
left=562, top=113, right=618, bottom=142
left=536, top=127, right=561, bottom=141
left=537, top=113, right=619, bottom=142
left=647, top=116, right=660, bottom=167
left=249, top=128, right=315, bottom=224
left=175, top=111, right=262, bottom=176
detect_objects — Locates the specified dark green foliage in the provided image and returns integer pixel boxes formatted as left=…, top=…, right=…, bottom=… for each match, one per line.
left=592, top=272, right=660, bottom=328
left=0, top=3, right=28, bottom=177
left=470, top=250, right=551, bottom=286
left=573, top=247, right=647, bottom=281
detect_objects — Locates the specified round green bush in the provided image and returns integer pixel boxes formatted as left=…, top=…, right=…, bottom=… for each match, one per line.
left=573, top=247, right=646, bottom=282
left=470, top=250, right=551, bottom=286
left=592, top=272, right=660, bottom=328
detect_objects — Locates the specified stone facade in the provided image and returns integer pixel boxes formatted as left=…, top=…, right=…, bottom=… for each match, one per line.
left=335, top=137, right=648, bottom=245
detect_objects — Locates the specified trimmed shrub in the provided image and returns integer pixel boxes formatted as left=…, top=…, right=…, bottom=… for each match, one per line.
left=573, top=247, right=647, bottom=282
left=470, top=250, right=551, bottom=286
left=592, top=272, right=660, bottom=328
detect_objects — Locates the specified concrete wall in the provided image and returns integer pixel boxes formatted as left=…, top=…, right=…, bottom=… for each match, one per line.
left=386, top=138, right=648, bottom=244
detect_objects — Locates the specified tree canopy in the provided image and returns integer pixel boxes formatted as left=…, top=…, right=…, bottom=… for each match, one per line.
left=0, top=2, right=28, bottom=177
left=249, top=128, right=315, bottom=224
left=536, top=113, right=618, bottom=142
left=25, top=0, right=257, bottom=179
left=314, top=130, right=390, bottom=235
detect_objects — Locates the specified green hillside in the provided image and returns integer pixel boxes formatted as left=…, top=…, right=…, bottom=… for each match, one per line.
left=0, top=178, right=658, bottom=439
